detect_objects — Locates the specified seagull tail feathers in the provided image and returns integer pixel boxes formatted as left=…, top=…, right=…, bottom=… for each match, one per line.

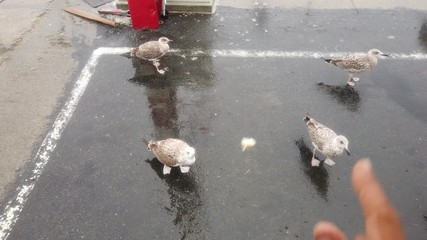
left=322, top=58, right=333, bottom=63
left=129, top=48, right=138, bottom=58
left=141, top=138, right=149, bottom=145
left=141, top=138, right=155, bottom=150
left=120, top=49, right=135, bottom=59
left=303, top=115, right=312, bottom=125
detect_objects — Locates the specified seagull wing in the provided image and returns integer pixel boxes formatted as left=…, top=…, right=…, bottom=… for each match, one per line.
left=152, top=139, right=181, bottom=166
left=307, top=119, right=337, bottom=151
left=331, top=55, right=372, bottom=72
left=135, top=41, right=165, bottom=60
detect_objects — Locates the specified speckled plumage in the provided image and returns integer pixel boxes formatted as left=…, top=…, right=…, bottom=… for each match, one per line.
left=131, top=37, right=171, bottom=61
left=324, top=49, right=388, bottom=86
left=304, top=116, right=350, bottom=167
left=147, top=138, right=196, bottom=174
left=328, top=54, right=377, bottom=73
left=130, top=37, right=172, bottom=74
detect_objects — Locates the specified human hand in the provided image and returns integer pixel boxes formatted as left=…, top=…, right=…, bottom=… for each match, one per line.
left=313, top=158, right=406, bottom=240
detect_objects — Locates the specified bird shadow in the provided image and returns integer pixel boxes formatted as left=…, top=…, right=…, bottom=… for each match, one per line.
left=127, top=57, right=168, bottom=80
left=129, top=74, right=173, bottom=87
left=316, top=82, right=361, bottom=112
left=295, top=138, right=330, bottom=201
left=128, top=58, right=174, bottom=89
left=145, top=157, right=203, bottom=234
left=419, top=20, right=427, bottom=52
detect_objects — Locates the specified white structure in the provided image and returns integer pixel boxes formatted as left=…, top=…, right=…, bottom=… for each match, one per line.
left=167, top=0, right=216, bottom=13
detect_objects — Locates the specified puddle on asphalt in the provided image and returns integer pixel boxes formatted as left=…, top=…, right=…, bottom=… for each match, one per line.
left=295, top=138, right=330, bottom=200
left=145, top=158, right=207, bottom=237
left=126, top=55, right=214, bottom=239
left=419, top=20, right=427, bottom=52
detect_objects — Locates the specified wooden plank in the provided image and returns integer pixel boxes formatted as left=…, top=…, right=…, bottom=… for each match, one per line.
left=64, top=6, right=117, bottom=27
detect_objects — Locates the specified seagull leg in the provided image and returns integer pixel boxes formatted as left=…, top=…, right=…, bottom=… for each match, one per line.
left=324, top=158, right=336, bottom=166
left=347, top=73, right=356, bottom=86
left=152, top=61, right=166, bottom=75
left=180, top=166, right=190, bottom=173
left=311, top=148, right=321, bottom=167
left=163, top=165, right=172, bottom=175
left=352, top=77, right=360, bottom=82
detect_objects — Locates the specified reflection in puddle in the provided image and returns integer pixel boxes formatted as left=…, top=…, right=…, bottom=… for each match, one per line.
left=317, top=82, right=361, bottom=112
left=132, top=68, right=204, bottom=238
left=419, top=21, right=427, bottom=52
left=145, top=158, right=206, bottom=239
left=295, top=138, right=329, bottom=200
left=129, top=58, right=180, bottom=139
left=253, top=6, right=268, bottom=29
left=128, top=58, right=170, bottom=85
left=128, top=38, right=215, bottom=238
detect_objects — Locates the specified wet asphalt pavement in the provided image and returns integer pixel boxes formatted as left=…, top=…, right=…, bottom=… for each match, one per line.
left=5, top=7, right=427, bottom=240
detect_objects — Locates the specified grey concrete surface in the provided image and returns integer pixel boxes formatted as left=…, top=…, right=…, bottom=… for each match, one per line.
left=219, top=0, right=427, bottom=10
left=1, top=2, right=427, bottom=240
left=2, top=5, right=427, bottom=240
left=0, top=0, right=98, bottom=201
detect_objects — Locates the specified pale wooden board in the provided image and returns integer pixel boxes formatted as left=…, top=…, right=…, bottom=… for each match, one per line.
left=64, top=6, right=117, bottom=27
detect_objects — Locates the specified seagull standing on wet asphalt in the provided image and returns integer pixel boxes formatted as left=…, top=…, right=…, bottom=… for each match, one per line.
left=130, top=37, right=172, bottom=74
left=146, top=138, right=196, bottom=175
left=323, top=49, right=388, bottom=86
left=304, top=115, right=350, bottom=167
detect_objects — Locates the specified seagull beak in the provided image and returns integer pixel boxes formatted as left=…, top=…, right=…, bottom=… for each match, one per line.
left=381, top=53, right=389, bottom=57
left=345, top=148, right=350, bottom=156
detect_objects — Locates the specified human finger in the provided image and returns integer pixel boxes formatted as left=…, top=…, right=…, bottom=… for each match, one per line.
left=352, top=159, right=390, bottom=219
left=354, top=235, right=366, bottom=240
left=365, top=204, right=406, bottom=240
left=352, top=158, right=406, bottom=240
left=313, top=221, right=347, bottom=240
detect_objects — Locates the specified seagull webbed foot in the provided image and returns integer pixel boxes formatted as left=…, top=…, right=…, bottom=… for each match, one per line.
left=324, top=158, right=336, bottom=166
left=347, top=81, right=356, bottom=87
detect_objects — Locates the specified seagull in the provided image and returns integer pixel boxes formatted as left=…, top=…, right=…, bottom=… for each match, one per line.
left=303, top=115, right=350, bottom=167
left=130, top=37, right=172, bottom=74
left=323, top=49, right=388, bottom=86
left=146, top=138, right=196, bottom=175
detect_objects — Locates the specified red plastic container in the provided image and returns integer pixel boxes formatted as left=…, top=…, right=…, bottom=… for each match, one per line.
left=128, top=0, right=160, bottom=29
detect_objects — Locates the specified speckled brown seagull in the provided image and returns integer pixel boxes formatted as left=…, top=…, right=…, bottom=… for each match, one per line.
left=304, top=115, right=350, bottom=167
left=146, top=138, right=196, bottom=175
left=323, top=49, right=388, bottom=86
left=130, top=37, right=172, bottom=74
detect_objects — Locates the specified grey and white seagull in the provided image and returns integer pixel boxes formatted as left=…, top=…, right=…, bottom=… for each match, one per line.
left=304, top=115, right=350, bottom=167
left=323, top=49, right=388, bottom=86
left=146, top=138, right=196, bottom=175
left=130, top=37, right=172, bottom=74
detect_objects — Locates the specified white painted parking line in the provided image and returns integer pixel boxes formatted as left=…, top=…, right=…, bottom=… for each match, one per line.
left=171, top=49, right=427, bottom=60
left=0, top=47, right=125, bottom=239
left=0, top=46, right=426, bottom=239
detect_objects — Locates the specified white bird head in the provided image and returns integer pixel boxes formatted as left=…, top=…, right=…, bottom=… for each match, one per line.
left=368, top=49, right=388, bottom=57
left=159, top=37, right=172, bottom=44
left=334, top=135, right=350, bottom=155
